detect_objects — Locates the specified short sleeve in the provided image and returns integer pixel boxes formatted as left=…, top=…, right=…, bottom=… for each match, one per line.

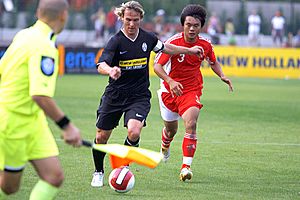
left=206, top=43, right=217, bottom=65
left=28, top=50, right=58, bottom=97
left=155, top=51, right=171, bottom=66
left=98, top=36, right=118, bottom=66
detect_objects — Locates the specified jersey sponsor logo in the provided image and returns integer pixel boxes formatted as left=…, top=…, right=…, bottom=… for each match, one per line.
left=40, top=56, right=55, bottom=76
left=119, top=58, right=147, bottom=70
left=120, top=51, right=128, bottom=55
left=142, top=42, right=147, bottom=52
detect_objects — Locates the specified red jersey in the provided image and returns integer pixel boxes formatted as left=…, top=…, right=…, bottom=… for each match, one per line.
left=155, top=32, right=216, bottom=93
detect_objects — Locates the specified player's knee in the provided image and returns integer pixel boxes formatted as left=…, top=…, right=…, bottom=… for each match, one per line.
left=95, top=131, right=109, bottom=144
left=165, top=127, right=177, bottom=137
left=127, top=127, right=141, bottom=141
left=2, top=184, right=20, bottom=195
left=43, top=170, right=64, bottom=187
left=185, top=119, right=197, bottom=131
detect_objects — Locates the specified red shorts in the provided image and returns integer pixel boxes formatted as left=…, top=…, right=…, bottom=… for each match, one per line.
left=159, top=90, right=203, bottom=119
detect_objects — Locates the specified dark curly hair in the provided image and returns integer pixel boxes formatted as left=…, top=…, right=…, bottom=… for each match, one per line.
left=180, top=4, right=207, bottom=28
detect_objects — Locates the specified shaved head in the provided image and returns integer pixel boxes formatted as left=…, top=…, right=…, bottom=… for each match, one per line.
left=37, top=0, right=69, bottom=33
left=37, top=0, right=68, bottom=21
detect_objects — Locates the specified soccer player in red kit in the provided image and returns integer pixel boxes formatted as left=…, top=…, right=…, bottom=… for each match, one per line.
left=154, top=4, right=233, bottom=181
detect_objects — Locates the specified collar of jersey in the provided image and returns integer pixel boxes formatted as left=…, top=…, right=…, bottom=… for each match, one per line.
left=121, top=28, right=139, bottom=42
left=34, top=20, right=56, bottom=42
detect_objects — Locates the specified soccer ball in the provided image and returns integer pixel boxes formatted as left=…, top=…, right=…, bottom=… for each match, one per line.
left=108, top=166, right=135, bottom=193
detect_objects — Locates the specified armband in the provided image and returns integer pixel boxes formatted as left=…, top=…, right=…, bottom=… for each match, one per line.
left=56, top=116, right=70, bottom=129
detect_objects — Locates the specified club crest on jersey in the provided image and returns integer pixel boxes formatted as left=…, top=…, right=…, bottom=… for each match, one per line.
left=142, top=42, right=147, bottom=52
left=41, top=56, right=55, bottom=76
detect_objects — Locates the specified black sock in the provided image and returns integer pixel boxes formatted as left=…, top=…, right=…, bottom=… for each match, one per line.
left=92, top=139, right=106, bottom=173
left=124, top=136, right=140, bottom=147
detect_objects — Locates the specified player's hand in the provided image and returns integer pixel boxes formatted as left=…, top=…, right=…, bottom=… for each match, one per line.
left=109, top=66, right=121, bottom=80
left=168, top=79, right=183, bottom=97
left=188, top=46, right=204, bottom=59
left=221, top=76, right=234, bottom=92
left=62, top=123, right=82, bottom=147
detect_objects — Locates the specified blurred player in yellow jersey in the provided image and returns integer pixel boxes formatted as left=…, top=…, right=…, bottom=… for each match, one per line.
left=0, top=0, right=82, bottom=199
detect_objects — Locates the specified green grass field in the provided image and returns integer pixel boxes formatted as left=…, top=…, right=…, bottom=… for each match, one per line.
left=12, top=75, right=300, bottom=200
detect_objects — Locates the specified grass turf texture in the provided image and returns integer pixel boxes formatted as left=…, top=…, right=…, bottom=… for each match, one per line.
left=11, top=75, right=300, bottom=200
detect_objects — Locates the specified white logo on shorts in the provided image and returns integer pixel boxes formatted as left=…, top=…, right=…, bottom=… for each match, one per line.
left=120, top=51, right=127, bottom=55
left=136, top=113, right=143, bottom=118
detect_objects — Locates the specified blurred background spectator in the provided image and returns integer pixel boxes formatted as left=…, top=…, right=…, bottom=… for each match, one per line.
left=153, top=9, right=166, bottom=40
left=248, top=9, right=261, bottom=46
left=106, top=6, right=117, bottom=36
left=0, top=0, right=299, bottom=48
left=225, top=18, right=236, bottom=46
left=90, top=7, right=106, bottom=41
left=283, top=32, right=293, bottom=48
left=295, top=29, right=300, bottom=48
left=207, top=12, right=222, bottom=45
left=271, top=10, right=285, bottom=47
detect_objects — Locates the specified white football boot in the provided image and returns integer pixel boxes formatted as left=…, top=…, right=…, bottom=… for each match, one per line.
left=160, top=146, right=170, bottom=162
left=91, top=172, right=104, bottom=187
left=179, top=167, right=193, bottom=181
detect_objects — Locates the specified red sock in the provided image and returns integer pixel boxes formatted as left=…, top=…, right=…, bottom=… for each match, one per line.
left=161, top=127, right=174, bottom=149
left=181, top=133, right=197, bottom=169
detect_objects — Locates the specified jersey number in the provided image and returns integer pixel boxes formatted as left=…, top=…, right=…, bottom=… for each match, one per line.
left=177, top=54, right=185, bottom=62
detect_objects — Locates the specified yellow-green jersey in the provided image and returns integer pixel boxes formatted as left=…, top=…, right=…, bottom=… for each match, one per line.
left=0, top=20, right=58, bottom=115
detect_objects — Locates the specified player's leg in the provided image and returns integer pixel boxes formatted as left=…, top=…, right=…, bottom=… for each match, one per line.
left=27, top=112, right=61, bottom=199
left=92, top=95, right=123, bottom=187
left=0, top=109, right=24, bottom=197
left=124, top=98, right=151, bottom=148
left=126, top=119, right=143, bottom=147
left=30, top=157, right=63, bottom=200
left=180, top=106, right=200, bottom=181
left=91, top=128, right=112, bottom=187
left=157, top=91, right=180, bottom=161
left=0, top=137, right=28, bottom=196
left=0, top=178, right=8, bottom=200
left=161, top=120, right=178, bottom=162
left=0, top=171, right=22, bottom=196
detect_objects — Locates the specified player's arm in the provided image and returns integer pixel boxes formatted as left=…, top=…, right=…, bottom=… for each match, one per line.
left=32, top=95, right=81, bottom=146
left=96, top=36, right=121, bottom=80
left=97, top=62, right=121, bottom=80
left=154, top=58, right=183, bottom=97
left=210, top=61, right=233, bottom=92
left=162, top=43, right=202, bottom=55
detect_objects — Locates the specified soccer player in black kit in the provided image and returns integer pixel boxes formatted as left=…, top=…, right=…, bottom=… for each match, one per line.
left=91, top=0, right=203, bottom=187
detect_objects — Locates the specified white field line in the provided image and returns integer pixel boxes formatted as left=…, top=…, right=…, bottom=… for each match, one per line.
left=55, top=138, right=300, bottom=147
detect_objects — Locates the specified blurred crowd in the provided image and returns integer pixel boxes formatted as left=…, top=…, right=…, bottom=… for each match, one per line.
left=88, top=6, right=300, bottom=48
left=0, top=0, right=299, bottom=48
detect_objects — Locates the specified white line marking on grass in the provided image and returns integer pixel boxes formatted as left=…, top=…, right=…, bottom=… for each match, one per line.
left=55, top=138, right=300, bottom=147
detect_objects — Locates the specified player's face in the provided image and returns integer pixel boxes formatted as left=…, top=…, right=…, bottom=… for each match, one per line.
left=183, top=16, right=201, bottom=43
left=122, top=8, right=141, bottom=38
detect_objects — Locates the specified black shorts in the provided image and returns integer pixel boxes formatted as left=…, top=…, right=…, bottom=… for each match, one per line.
left=96, top=94, right=151, bottom=130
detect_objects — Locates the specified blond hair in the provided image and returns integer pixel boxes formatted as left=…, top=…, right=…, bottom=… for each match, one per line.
left=115, top=1, right=144, bottom=19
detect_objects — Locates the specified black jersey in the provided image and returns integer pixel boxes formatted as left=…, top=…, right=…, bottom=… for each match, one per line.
left=99, top=28, right=164, bottom=97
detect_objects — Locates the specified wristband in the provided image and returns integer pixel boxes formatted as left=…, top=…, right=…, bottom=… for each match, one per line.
left=56, top=116, right=70, bottom=129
